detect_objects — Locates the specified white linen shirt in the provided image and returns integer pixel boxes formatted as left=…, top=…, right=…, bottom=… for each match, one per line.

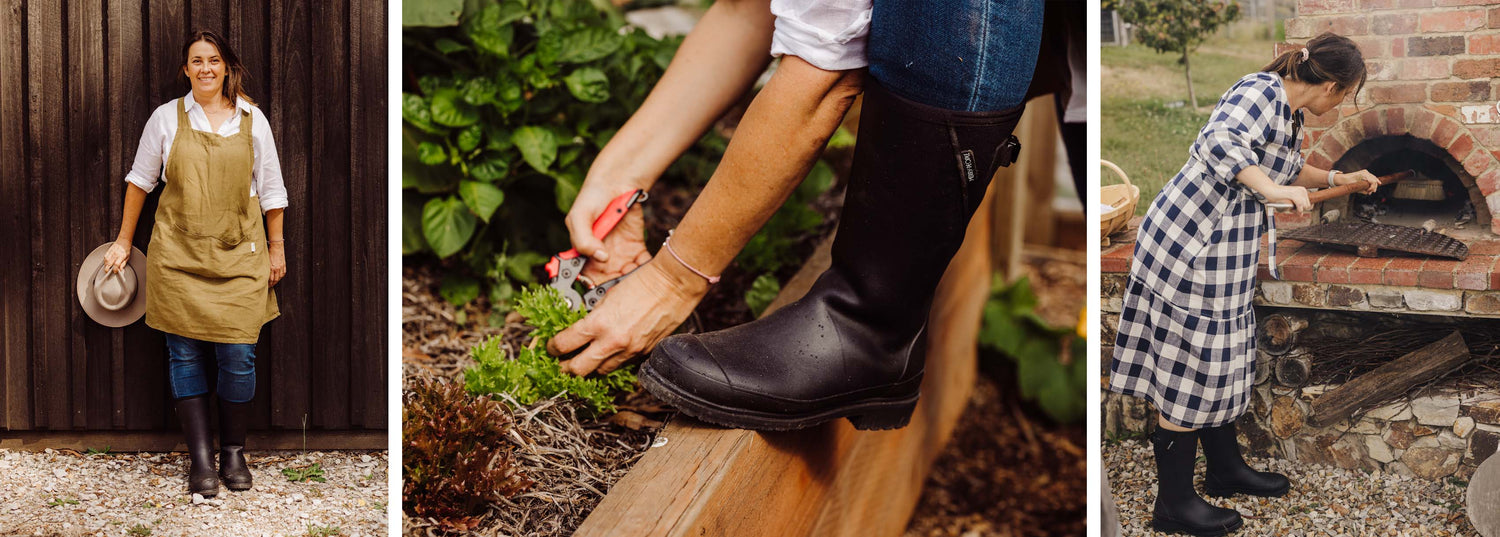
left=124, top=93, right=289, bottom=213
left=769, top=0, right=872, bottom=71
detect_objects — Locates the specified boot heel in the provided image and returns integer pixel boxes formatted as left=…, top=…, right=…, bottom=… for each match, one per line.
left=846, top=398, right=918, bottom=431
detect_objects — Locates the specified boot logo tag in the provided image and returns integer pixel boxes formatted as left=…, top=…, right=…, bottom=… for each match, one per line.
left=960, top=150, right=976, bottom=182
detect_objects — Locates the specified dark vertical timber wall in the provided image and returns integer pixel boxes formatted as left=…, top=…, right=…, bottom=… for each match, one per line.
left=0, top=0, right=387, bottom=437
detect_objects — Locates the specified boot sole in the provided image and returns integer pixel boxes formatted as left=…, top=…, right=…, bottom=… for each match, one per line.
left=1203, top=482, right=1290, bottom=498
left=640, top=363, right=918, bottom=431
left=1152, top=517, right=1243, bottom=536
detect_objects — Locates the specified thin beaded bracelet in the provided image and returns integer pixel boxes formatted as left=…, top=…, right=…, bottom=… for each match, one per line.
left=662, top=229, right=720, bottom=284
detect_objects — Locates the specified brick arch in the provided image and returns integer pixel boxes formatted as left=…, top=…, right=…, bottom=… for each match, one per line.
left=1307, top=106, right=1500, bottom=233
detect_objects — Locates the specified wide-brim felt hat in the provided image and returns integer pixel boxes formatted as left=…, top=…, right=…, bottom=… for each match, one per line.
left=77, top=242, right=148, bottom=328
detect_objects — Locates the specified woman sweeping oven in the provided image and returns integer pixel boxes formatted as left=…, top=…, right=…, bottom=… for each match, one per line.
left=1108, top=32, right=1374, bottom=536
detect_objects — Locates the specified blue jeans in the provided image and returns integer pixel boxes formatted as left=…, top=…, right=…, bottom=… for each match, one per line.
left=868, top=0, right=1044, bottom=112
left=166, top=334, right=257, bottom=403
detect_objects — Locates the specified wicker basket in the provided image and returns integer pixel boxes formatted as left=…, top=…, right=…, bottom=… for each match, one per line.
left=1100, top=160, right=1140, bottom=246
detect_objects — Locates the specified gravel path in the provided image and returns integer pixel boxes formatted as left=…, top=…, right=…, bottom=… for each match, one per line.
left=1105, top=438, right=1478, bottom=536
left=0, top=449, right=388, bottom=537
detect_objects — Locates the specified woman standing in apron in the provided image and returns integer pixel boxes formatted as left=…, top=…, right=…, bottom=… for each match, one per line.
left=101, top=30, right=287, bottom=497
left=1108, top=33, right=1371, bottom=536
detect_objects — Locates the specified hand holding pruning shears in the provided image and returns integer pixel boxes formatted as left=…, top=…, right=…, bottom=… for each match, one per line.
left=544, top=188, right=708, bottom=376
left=546, top=189, right=650, bottom=310
left=564, top=185, right=654, bottom=284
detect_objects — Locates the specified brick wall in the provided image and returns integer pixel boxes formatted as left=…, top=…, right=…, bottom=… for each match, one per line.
left=1287, top=0, right=1500, bottom=232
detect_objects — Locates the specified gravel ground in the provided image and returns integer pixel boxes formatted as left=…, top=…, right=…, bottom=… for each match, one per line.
left=1105, top=438, right=1478, bottom=536
left=0, top=449, right=388, bottom=537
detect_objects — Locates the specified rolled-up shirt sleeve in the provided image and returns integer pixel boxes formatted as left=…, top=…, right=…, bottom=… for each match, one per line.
left=250, top=107, right=288, bottom=213
left=769, top=0, right=871, bottom=71
left=124, top=106, right=170, bottom=193
left=1190, top=76, right=1278, bottom=182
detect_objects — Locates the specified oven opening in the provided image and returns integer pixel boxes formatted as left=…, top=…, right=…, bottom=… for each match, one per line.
left=1326, top=135, right=1491, bottom=240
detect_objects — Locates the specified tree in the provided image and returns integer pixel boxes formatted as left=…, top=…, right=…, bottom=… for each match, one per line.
left=1107, top=0, right=1242, bottom=109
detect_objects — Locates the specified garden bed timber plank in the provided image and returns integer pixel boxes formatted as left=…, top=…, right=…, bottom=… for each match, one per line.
left=574, top=181, right=999, bottom=537
left=1308, top=329, right=1473, bottom=427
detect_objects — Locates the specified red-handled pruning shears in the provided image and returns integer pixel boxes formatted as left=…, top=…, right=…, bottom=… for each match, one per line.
left=544, top=189, right=648, bottom=310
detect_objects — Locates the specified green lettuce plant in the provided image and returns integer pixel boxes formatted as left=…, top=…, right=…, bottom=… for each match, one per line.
left=463, top=286, right=636, bottom=413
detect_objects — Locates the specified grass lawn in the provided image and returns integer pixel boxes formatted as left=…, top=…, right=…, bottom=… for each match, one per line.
left=1102, top=37, right=1277, bottom=214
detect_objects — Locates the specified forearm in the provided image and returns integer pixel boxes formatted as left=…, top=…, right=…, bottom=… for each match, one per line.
left=114, top=184, right=149, bottom=244
left=588, top=0, right=775, bottom=189
left=1292, top=163, right=1333, bottom=189
left=658, top=56, right=862, bottom=290
left=1234, top=165, right=1283, bottom=197
left=264, top=209, right=285, bottom=241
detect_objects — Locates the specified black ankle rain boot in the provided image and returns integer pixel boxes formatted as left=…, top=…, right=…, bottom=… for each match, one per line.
left=174, top=396, right=220, bottom=497
left=218, top=399, right=254, bottom=491
left=1200, top=420, right=1289, bottom=498
left=642, top=80, right=1023, bottom=431
left=1152, top=428, right=1243, bottom=536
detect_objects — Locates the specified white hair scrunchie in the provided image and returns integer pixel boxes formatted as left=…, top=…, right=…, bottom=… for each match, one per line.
left=1301, top=47, right=1310, bottom=61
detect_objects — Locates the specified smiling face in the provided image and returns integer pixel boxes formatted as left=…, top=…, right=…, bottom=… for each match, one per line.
left=183, top=40, right=226, bottom=97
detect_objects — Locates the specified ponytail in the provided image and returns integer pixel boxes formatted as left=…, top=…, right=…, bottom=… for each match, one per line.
left=1263, top=32, right=1367, bottom=102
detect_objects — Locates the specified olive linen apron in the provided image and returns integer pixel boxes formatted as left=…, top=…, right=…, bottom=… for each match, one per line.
left=145, top=98, right=278, bottom=344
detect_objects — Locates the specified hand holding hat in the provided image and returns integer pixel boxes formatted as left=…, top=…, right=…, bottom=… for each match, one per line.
left=78, top=241, right=148, bottom=327
left=101, top=240, right=132, bottom=274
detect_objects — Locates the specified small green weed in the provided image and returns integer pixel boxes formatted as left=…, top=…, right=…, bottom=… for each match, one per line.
left=1104, top=430, right=1145, bottom=446
left=306, top=524, right=342, bottom=537
left=46, top=496, right=79, bottom=507
left=85, top=446, right=111, bottom=456
left=282, top=463, right=327, bottom=483
left=127, top=524, right=152, bottom=536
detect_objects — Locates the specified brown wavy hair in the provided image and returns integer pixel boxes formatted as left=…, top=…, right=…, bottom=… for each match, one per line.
left=179, top=30, right=255, bottom=106
left=1262, top=32, right=1367, bottom=102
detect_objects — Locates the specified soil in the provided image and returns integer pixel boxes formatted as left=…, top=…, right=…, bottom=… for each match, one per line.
left=904, top=251, right=1088, bottom=537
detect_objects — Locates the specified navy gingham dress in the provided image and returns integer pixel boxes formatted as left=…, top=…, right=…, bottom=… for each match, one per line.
left=1109, top=72, right=1305, bottom=429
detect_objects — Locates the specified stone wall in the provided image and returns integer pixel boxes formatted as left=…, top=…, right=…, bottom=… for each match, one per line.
left=1101, top=277, right=1500, bottom=480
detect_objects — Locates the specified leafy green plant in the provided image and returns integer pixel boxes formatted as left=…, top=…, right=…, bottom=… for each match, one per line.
left=127, top=524, right=152, bottom=537
left=403, top=377, right=529, bottom=526
left=978, top=275, right=1087, bottom=424
left=281, top=464, right=327, bottom=484
left=745, top=273, right=781, bottom=317
left=403, top=0, right=720, bottom=309
left=464, top=286, right=635, bottom=413
left=46, top=496, right=79, bottom=507
left=1105, top=0, right=1241, bottom=109
left=85, top=446, right=111, bottom=456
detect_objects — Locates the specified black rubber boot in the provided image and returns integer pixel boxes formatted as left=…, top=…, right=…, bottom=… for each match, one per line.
left=174, top=396, right=220, bottom=497
left=1201, top=420, right=1289, bottom=498
left=1152, top=428, right=1242, bottom=536
left=642, top=80, right=1023, bottom=431
left=218, top=399, right=254, bottom=491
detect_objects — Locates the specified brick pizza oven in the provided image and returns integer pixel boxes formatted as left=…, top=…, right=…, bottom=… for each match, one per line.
left=1102, top=1, right=1500, bottom=482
